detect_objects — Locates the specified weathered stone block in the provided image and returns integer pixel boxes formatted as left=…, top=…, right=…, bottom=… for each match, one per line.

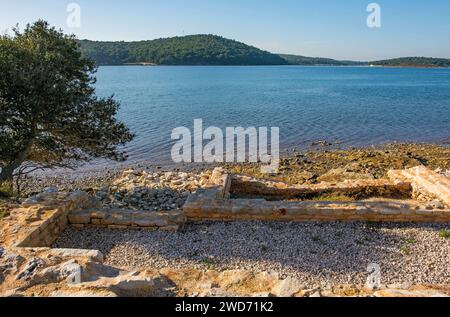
left=167, top=210, right=187, bottom=224
left=160, top=225, right=180, bottom=232
left=68, top=211, right=91, bottom=224
left=49, top=248, right=104, bottom=262
left=381, top=209, right=401, bottom=215
left=102, top=212, right=132, bottom=226
left=91, top=219, right=103, bottom=225
left=108, top=225, right=129, bottom=230
left=132, top=213, right=168, bottom=227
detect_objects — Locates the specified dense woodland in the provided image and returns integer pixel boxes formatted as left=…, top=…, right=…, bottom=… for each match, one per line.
left=79, top=35, right=288, bottom=66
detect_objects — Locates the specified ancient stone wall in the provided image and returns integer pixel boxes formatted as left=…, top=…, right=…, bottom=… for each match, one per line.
left=68, top=209, right=186, bottom=231
left=4, top=187, right=187, bottom=250
left=184, top=196, right=450, bottom=222
left=184, top=167, right=450, bottom=223
left=11, top=191, right=100, bottom=248
left=6, top=166, right=450, bottom=250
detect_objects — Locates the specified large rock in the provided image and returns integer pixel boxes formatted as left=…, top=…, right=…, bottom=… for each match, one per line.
left=37, top=259, right=82, bottom=284
left=17, top=257, right=46, bottom=281
left=47, top=249, right=104, bottom=262
left=389, top=166, right=450, bottom=206
left=79, top=271, right=157, bottom=297
left=67, top=191, right=102, bottom=210
left=50, top=290, right=118, bottom=297
left=0, top=248, right=26, bottom=284
left=271, top=277, right=306, bottom=297
left=210, top=167, right=228, bottom=186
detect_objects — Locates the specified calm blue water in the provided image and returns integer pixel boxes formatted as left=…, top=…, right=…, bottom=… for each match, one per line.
left=94, top=66, right=450, bottom=167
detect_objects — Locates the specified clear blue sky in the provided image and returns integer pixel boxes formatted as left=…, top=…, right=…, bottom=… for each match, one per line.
left=2, top=0, right=450, bottom=61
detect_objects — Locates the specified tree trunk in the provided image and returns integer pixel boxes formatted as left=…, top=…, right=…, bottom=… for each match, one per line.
left=0, top=165, right=16, bottom=182
left=0, top=139, right=34, bottom=183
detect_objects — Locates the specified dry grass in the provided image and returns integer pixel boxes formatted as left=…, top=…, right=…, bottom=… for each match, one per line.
left=0, top=200, right=10, bottom=219
left=308, top=194, right=355, bottom=202
left=0, top=198, right=16, bottom=219
left=0, top=180, right=14, bottom=198
left=440, top=229, right=450, bottom=239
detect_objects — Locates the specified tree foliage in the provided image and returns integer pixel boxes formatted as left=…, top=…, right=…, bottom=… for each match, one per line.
left=0, top=21, right=134, bottom=184
left=80, top=35, right=288, bottom=66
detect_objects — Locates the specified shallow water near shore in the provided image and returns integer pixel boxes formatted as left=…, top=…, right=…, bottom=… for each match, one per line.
left=90, top=66, right=450, bottom=170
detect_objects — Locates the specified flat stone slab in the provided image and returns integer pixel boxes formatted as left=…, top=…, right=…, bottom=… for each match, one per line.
left=389, top=166, right=450, bottom=205
left=49, top=248, right=104, bottom=262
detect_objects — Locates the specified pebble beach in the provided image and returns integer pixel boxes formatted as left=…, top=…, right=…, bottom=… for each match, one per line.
left=54, top=221, right=450, bottom=287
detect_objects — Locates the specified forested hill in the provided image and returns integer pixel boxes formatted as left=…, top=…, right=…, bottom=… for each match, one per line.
left=79, top=35, right=288, bottom=66
left=79, top=35, right=450, bottom=67
left=370, top=57, right=450, bottom=68
left=278, top=54, right=365, bottom=66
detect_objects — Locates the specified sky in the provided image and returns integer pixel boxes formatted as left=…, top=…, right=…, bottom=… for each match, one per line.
left=1, top=0, right=450, bottom=61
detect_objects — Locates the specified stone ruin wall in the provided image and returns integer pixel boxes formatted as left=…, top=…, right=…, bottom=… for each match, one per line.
left=4, top=165, right=450, bottom=251
left=184, top=166, right=450, bottom=223
left=68, top=209, right=186, bottom=232
left=8, top=191, right=186, bottom=250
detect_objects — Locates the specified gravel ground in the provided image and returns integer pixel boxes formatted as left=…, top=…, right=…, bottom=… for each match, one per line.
left=54, top=221, right=450, bottom=287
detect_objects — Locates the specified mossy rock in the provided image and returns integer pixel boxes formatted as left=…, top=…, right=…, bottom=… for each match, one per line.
left=229, top=143, right=450, bottom=186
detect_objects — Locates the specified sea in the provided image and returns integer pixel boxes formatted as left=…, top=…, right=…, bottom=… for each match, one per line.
left=87, top=65, right=450, bottom=170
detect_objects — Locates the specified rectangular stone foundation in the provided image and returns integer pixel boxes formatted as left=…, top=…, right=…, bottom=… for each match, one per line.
left=184, top=168, right=450, bottom=223
left=8, top=166, right=450, bottom=252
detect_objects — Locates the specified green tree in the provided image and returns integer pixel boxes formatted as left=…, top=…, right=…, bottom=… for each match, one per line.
left=0, top=21, right=134, bottom=189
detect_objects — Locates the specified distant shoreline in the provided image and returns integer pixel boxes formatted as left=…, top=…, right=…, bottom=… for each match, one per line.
left=96, top=63, right=450, bottom=69
left=369, top=65, right=450, bottom=69
left=79, top=36, right=450, bottom=69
